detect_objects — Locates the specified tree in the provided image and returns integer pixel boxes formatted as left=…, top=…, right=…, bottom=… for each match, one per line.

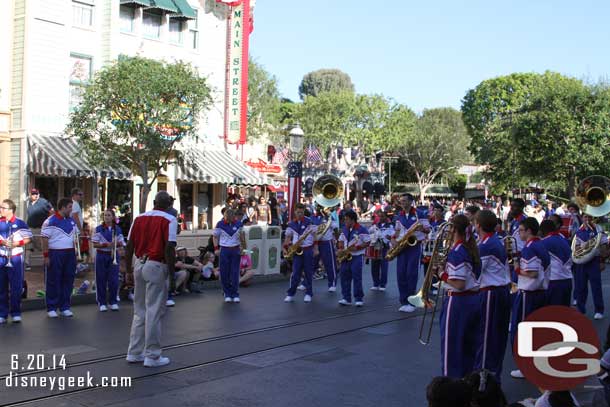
left=461, top=72, right=543, bottom=192
left=66, top=56, right=213, bottom=213
left=298, top=69, right=355, bottom=100
left=401, top=108, right=471, bottom=203
left=247, top=58, right=281, bottom=141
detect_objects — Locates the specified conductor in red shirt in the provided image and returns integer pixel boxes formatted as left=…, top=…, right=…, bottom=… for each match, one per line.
left=124, top=191, right=177, bottom=368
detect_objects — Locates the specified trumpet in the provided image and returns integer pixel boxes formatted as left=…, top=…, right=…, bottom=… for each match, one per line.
left=1, top=232, right=15, bottom=268
left=411, top=221, right=454, bottom=345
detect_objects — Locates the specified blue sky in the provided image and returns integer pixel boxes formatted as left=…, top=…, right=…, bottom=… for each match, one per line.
left=249, top=0, right=610, bottom=113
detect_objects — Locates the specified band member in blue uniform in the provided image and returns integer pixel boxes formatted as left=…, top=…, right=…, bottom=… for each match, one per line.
left=283, top=203, right=316, bottom=303
left=507, top=198, right=527, bottom=283
left=337, top=211, right=371, bottom=306
left=393, top=194, right=430, bottom=313
left=0, top=199, right=32, bottom=323
left=540, top=219, right=573, bottom=307
left=92, top=209, right=125, bottom=312
left=213, top=208, right=245, bottom=303
left=438, top=214, right=481, bottom=378
left=474, top=210, right=511, bottom=382
left=312, top=206, right=339, bottom=292
left=573, top=214, right=606, bottom=319
left=369, top=210, right=393, bottom=291
left=510, top=217, right=550, bottom=379
left=41, top=198, right=79, bottom=318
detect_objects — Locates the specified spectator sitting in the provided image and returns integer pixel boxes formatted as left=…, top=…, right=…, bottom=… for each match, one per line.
left=533, top=390, right=579, bottom=407
left=200, top=252, right=219, bottom=281
left=463, top=370, right=507, bottom=407
left=426, top=376, right=471, bottom=407
left=239, top=252, right=254, bottom=287
left=175, top=247, right=204, bottom=294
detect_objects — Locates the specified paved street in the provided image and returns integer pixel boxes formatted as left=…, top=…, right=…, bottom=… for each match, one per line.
left=0, top=263, right=608, bottom=407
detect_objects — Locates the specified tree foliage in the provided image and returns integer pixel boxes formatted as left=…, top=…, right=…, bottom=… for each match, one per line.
left=66, top=56, right=213, bottom=212
left=401, top=108, right=471, bottom=202
left=298, top=69, right=355, bottom=100
left=247, top=58, right=281, bottom=141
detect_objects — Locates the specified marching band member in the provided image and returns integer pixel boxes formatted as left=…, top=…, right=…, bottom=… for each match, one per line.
left=393, top=194, right=430, bottom=313
left=369, top=210, right=393, bottom=291
left=438, top=214, right=481, bottom=378
left=213, top=208, right=246, bottom=303
left=573, top=214, right=605, bottom=319
left=540, top=219, right=573, bottom=307
left=92, top=209, right=125, bottom=312
left=510, top=217, right=550, bottom=379
left=41, top=198, right=79, bottom=318
left=283, top=203, right=316, bottom=303
left=0, top=199, right=32, bottom=323
left=312, top=207, right=340, bottom=292
left=474, top=210, right=511, bottom=382
left=337, top=211, right=371, bottom=306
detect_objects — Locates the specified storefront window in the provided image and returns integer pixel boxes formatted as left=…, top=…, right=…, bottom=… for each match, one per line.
left=197, top=184, right=210, bottom=229
left=32, top=177, right=59, bottom=209
left=179, top=183, right=193, bottom=228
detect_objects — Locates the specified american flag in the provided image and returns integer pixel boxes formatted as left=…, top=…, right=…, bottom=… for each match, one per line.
left=272, top=147, right=289, bottom=164
left=306, top=145, right=322, bottom=162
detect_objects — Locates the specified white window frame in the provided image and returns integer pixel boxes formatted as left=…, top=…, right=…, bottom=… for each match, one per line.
left=69, top=54, right=93, bottom=112
left=188, top=9, right=199, bottom=50
left=119, top=4, right=136, bottom=33
left=169, top=18, right=184, bottom=45
left=142, top=10, right=162, bottom=39
left=72, top=0, right=95, bottom=28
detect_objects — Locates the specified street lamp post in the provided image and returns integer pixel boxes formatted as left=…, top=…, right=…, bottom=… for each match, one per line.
left=287, top=124, right=304, bottom=222
left=385, top=156, right=398, bottom=196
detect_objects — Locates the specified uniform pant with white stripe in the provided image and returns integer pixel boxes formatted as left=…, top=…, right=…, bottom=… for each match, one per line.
left=370, top=247, right=389, bottom=288
left=95, top=251, right=119, bottom=306
left=219, top=247, right=241, bottom=299
left=475, top=285, right=511, bottom=383
left=340, top=254, right=364, bottom=302
left=397, top=244, right=421, bottom=305
left=287, top=247, right=314, bottom=297
left=0, top=255, right=24, bottom=318
left=440, top=292, right=481, bottom=378
left=547, top=278, right=573, bottom=307
left=318, top=240, right=337, bottom=288
left=46, top=249, right=76, bottom=312
left=510, top=290, right=547, bottom=354
left=574, top=260, right=604, bottom=315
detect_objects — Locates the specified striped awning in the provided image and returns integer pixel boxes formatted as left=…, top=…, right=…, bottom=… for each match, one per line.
left=176, top=149, right=269, bottom=186
left=28, top=134, right=131, bottom=180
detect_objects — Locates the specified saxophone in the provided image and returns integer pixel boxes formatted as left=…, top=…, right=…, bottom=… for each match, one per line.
left=285, top=228, right=314, bottom=261
left=337, top=234, right=359, bottom=263
left=385, top=221, right=421, bottom=261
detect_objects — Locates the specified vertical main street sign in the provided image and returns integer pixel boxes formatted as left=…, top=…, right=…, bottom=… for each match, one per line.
left=217, top=0, right=251, bottom=145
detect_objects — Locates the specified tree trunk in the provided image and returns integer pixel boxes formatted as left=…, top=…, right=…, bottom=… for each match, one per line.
left=419, top=182, right=428, bottom=205
left=566, top=167, right=578, bottom=199
left=139, top=162, right=150, bottom=214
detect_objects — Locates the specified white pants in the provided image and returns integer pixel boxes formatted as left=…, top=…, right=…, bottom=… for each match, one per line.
left=127, top=260, right=168, bottom=359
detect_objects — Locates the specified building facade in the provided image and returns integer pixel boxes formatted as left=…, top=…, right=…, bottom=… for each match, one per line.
left=1, top=0, right=264, bottom=229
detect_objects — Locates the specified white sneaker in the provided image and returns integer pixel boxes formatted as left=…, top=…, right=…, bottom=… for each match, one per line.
left=166, top=299, right=175, bottom=307
left=398, top=305, right=416, bottom=313
left=99, top=305, right=108, bottom=312
left=61, top=310, right=74, bottom=317
left=47, top=310, right=58, bottom=318
left=284, top=296, right=294, bottom=303
left=11, top=316, right=21, bottom=323
left=143, top=356, right=170, bottom=368
left=510, top=369, right=525, bottom=379
left=0, top=317, right=6, bottom=324
left=110, top=304, right=119, bottom=311
left=126, top=354, right=145, bottom=363
left=128, top=293, right=135, bottom=301
left=338, top=299, right=352, bottom=306
left=116, top=295, right=121, bottom=303
left=594, top=313, right=604, bottom=320
left=232, top=297, right=240, bottom=303
left=370, top=286, right=379, bottom=291
left=328, top=286, right=336, bottom=292
left=379, top=287, right=386, bottom=292
left=355, top=301, right=364, bottom=307
left=304, top=295, right=312, bottom=303
left=297, top=284, right=306, bottom=291
left=573, top=299, right=577, bottom=306
left=224, top=297, right=233, bottom=303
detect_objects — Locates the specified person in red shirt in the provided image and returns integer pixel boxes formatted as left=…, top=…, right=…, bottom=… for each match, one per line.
left=124, top=191, right=177, bottom=368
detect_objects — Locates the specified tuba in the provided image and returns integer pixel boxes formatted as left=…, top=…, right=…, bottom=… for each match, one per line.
left=572, top=176, right=610, bottom=264
left=410, top=222, right=455, bottom=345
left=312, top=174, right=343, bottom=239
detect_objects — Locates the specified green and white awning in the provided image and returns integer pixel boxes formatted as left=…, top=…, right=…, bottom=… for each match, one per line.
left=176, top=149, right=268, bottom=186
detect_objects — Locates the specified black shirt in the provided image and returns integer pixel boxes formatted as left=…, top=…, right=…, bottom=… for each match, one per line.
left=26, top=197, right=52, bottom=228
